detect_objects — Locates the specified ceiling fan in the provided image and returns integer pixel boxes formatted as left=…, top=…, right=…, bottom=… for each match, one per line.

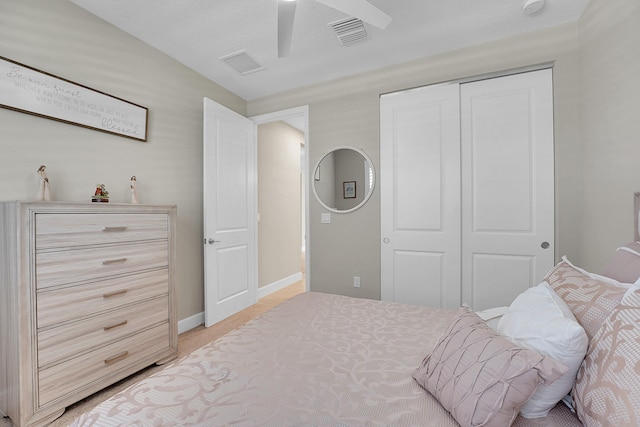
left=277, top=0, right=392, bottom=58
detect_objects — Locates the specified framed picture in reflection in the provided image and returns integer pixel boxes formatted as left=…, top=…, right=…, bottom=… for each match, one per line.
left=343, top=181, right=356, bottom=199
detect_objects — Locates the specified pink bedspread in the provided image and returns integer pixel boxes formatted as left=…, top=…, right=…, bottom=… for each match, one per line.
left=70, top=292, right=582, bottom=426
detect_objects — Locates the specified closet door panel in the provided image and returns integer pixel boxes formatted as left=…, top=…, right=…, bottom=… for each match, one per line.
left=392, top=251, right=444, bottom=306
left=381, top=84, right=461, bottom=308
left=394, top=104, right=444, bottom=230
left=460, top=69, right=555, bottom=310
left=470, top=254, right=534, bottom=310
left=468, top=91, right=533, bottom=231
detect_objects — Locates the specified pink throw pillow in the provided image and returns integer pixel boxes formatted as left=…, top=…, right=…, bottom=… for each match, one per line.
left=414, top=308, right=566, bottom=427
left=572, top=289, right=640, bottom=426
left=544, top=259, right=628, bottom=340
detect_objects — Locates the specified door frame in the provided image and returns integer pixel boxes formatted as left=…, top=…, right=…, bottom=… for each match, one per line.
left=250, top=105, right=310, bottom=293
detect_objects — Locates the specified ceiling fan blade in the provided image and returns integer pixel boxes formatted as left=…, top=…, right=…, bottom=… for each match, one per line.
left=278, top=0, right=297, bottom=58
left=316, top=0, right=391, bottom=29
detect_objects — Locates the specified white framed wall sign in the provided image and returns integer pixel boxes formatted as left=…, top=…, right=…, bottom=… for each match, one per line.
left=0, top=56, right=148, bottom=141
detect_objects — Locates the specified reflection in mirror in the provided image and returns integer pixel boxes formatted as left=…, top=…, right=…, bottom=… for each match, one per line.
left=312, top=146, right=375, bottom=213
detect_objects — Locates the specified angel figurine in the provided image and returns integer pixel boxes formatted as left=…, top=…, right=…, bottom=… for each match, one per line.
left=130, top=176, right=139, bottom=204
left=36, top=165, right=51, bottom=201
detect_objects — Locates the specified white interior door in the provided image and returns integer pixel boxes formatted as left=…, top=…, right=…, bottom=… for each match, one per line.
left=380, top=84, right=462, bottom=308
left=460, top=69, right=555, bottom=310
left=203, top=97, right=256, bottom=327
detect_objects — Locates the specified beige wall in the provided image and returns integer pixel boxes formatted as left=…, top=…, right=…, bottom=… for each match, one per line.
left=0, top=0, right=246, bottom=321
left=257, top=121, right=302, bottom=287
left=249, top=23, right=582, bottom=300
left=578, top=0, right=640, bottom=272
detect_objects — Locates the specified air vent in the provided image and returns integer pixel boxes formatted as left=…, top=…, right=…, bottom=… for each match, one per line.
left=328, top=17, right=368, bottom=46
left=219, top=50, right=264, bottom=75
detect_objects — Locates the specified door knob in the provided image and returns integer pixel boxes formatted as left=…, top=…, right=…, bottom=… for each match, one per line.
left=541, top=241, right=550, bottom=249
left=383, top=237, right=390, bottom=244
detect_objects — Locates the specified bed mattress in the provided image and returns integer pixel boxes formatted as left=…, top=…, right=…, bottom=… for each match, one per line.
left=70, top=292, right=582, bottom=426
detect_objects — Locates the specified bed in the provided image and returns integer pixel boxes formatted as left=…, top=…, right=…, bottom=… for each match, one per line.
left=70, top=291, right=584, bottom=426
left=70, top=195, right=640, bottom=427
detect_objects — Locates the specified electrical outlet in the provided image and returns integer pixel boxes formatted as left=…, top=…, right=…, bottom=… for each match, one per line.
left=353, top=276, right=360, bottom=288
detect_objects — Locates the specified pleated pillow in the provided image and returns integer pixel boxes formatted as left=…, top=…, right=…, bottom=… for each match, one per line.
left=414, top=307, right=566, bottom=427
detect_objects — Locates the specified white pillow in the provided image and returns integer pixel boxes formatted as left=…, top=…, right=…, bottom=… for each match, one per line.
left=497, top=282, right=588, bottom=419
left=475, top=306, right=509, bottom=330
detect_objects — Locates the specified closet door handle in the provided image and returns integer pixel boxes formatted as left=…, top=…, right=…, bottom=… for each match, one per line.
left=541, top=242, right=550, bottom=249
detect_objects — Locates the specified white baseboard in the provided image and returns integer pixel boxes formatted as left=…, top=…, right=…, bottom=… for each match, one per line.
left=257, top=272, right=302, bottom=299
left=178, top=311, right=204, bottom=334
left=177, top=272, right=302, bottom=334
left=178, top=272, right=302, bottom=334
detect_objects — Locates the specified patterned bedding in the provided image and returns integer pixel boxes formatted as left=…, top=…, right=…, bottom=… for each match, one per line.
left=70, top=292, right=582, bottom=426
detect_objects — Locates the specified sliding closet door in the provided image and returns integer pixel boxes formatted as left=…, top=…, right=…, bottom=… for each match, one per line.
left=459, top=69, right=554, bottom=310
left=381, top=69, right=554, bottom=310
left=380, top=84, right=461, bottom=308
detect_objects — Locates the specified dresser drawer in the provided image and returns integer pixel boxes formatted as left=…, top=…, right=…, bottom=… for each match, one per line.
left=38, top=296, right=168, bottom=368
left=35, top=213, right=168, bottom=249
left=36, top=241, right=168, bottom=289
left=37, top=268, right=168, bottom=328
left=38, top=323, right=169, bottom=407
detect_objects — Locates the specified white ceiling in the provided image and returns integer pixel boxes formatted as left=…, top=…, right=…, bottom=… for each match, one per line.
left=69, top=0, right=590, bottom=101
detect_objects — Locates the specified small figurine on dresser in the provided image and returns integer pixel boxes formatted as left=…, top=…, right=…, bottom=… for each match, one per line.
left=35, top=165, right=52, bottom=201
left=92, top=184, right=110, bottom=203
left=130, top=175, right=139, bottom=204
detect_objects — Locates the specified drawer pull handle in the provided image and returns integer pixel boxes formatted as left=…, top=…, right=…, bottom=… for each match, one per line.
left=103, top=320, right=128, bottom=331
left=102, top=289, right=128, bottom=298
left=104, top=351, right=129, bottom=365
left=102, top=226, right=128, bottom=232
left=102, top=257, right=127, bottom=265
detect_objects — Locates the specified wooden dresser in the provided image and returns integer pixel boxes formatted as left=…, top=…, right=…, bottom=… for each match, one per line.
left=0, top=202, right=177, bottom=427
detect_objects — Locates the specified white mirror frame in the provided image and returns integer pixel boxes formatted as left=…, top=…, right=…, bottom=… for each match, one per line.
left=312, top=145, right=376, bottom=214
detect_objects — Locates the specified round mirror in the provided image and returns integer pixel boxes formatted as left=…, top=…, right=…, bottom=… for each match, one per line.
left=312, top=146, right=375, bottom=214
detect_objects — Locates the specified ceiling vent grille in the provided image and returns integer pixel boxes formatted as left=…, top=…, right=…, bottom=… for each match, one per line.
left=219, top=50, right=264, bottom=75
left=329, top=17, right=368, bottom=46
